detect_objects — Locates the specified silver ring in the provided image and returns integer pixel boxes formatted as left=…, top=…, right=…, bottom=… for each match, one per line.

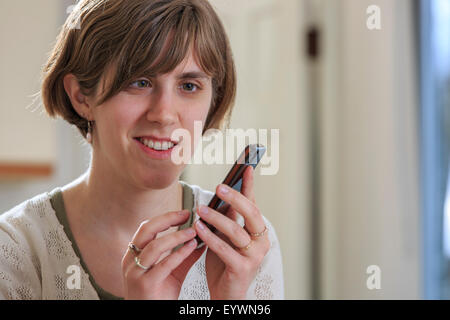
left=134, top=256, right=150, bottom=271
left=128, top=242, right=142, bottom=254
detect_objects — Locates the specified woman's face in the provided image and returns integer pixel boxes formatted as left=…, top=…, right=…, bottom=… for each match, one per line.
left=91, top=48, right=213, bottom=190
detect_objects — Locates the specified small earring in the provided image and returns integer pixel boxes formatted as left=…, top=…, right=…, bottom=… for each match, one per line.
left=86, top=121, right=93, bottom=143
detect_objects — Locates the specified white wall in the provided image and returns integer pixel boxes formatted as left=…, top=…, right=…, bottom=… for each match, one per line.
left=0, top=1, right=60, bottom=164
left=319, top=0, right=421, bottom=299
left=0, top=0, right=89, bottom=213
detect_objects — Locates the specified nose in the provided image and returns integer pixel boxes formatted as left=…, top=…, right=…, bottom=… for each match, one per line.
left=146, top=87, right=178, bottom=126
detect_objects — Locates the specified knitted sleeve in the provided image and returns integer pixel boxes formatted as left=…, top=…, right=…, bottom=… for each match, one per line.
left=0, top=205, right=42, bottom=300
left=246, top=215, right=285, bottom=299
left=0, top=193, right=98, bottom=300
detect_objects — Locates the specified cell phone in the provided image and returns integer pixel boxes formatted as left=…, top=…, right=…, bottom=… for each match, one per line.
left=195, top=144, right=266, bottom=249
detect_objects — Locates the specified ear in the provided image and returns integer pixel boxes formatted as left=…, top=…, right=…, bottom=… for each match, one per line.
left=63, top=73, right=93, bottom=120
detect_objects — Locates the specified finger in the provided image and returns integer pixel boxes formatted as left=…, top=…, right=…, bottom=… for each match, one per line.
left=241, top=165, right=256, bottom=203
left=226, top=206, right=240, bottom=223
left=214, top=203, right=239, bottom=225
left=132, top=210, right=191, bottom=249
left=197, top=205, right=250, bottom=248
left=215, top=184, right=265, bottom=235
left=122, top=242, right=138, bottom=275
left=133, top=227, right=197, bottom=275
left=194, top=220, right=244, bottom=269
left=123, top=210, right=191, bottom=274
left=148, top=238, right=197, bottom=280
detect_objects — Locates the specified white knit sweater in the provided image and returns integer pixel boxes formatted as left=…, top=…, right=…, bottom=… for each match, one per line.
left=0, top=182, right=284, bottom=300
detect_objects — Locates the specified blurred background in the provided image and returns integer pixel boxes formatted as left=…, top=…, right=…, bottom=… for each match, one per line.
left=1, top=0, right=449, bottom=299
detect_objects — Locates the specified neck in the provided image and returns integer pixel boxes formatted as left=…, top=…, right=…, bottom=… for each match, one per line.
left=62, top=153, right=183, bottom=239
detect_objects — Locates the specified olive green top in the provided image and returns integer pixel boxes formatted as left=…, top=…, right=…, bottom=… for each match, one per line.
left=48, top=181, right=195, bottom=300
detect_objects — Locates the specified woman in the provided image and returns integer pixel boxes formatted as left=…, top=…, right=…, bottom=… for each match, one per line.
left=0, top=0, right=284, bottom=300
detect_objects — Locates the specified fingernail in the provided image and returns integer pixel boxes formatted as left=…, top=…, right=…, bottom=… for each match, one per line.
left=187, top=239, right=196, bottom=247
left=185, top=228, right=195, bottom=236
left=179, top=210, right=190, bottom=215
left=199, top=206, right=208, bottom=215
left=196, top=220, right=205, bottom=230
left=219, top=185, right=229, bottom=194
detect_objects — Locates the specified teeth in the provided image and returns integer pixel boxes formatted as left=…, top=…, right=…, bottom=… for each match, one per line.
left=140, top=138, right=174, bottom=151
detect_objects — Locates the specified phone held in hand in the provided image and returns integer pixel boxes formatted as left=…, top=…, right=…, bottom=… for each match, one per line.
left=195, top=144, right=266, bottom=249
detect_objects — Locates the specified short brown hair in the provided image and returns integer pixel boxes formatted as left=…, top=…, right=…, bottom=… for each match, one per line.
left=41, top=0, right=236, bottom=138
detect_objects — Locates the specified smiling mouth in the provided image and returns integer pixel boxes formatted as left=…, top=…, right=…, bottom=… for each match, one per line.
left=135, top=137, right=178, bottom=151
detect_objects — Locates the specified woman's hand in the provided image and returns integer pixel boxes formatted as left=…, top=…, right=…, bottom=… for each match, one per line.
left=195, top=166, right=271, bottom=300
left=121, top=210, right=205, bottom=300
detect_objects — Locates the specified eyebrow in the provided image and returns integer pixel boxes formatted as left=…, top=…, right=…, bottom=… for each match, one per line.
left=177, top=71, right=210, bottom=80
left=139, top=71, right=211, bottom=82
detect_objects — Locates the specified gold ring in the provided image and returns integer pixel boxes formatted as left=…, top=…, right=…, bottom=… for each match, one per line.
left=247, top=225, right=268, bottom=238
left=128, top=242, right=142, bottom=255
left=238, top=240, right=253, bottom=251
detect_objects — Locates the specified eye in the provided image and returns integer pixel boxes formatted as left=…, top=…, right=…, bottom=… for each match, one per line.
left=181, top=82, right=199, bottom=92
left=130, top=79, right=151, bottom=89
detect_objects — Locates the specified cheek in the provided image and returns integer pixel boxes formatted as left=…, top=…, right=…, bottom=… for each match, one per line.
left=195, top=91, right=213, bottom=124
left=96, top=95, right=140, bottom=143
left=182, top=102, right=210, bottom=133
left=178, top=98, right=211, bottom=154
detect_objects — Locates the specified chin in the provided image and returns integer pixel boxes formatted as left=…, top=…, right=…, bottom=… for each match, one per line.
left=140, top=170, right=180, bottom=190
